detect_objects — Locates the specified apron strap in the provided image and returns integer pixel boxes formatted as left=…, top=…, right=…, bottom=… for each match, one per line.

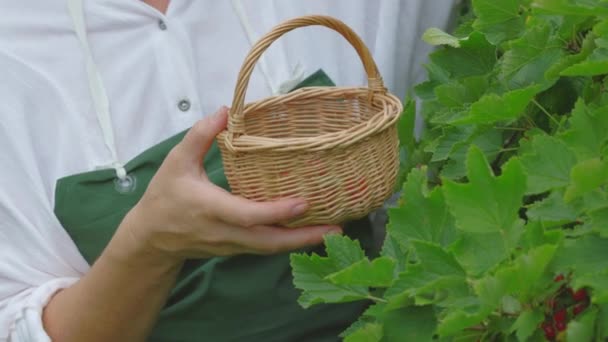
left=66, top=0, right=127, bottom=180
left=66, top=0, right=305, bottom=180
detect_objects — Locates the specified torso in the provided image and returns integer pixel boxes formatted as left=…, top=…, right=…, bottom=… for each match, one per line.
left=0, top=1, right=455, bottom=339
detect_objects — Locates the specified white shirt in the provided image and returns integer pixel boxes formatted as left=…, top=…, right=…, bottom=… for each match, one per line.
left=0, top=1, right=457, bottom=340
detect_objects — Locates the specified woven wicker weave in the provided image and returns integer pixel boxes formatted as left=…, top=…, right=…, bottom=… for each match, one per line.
left=217, top=15, right=403, bottom=227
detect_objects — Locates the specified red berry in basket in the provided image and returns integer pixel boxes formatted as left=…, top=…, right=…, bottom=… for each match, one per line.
left=572, top=288, right=588, bottom=302
left=542, top=322, right=556, bottom=340
left=573, top=302, right=588, bottom=316
left=555, top=320, right=567, bottom=332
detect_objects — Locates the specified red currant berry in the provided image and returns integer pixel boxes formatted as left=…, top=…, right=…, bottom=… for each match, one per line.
left=555, top=320, right=567, bottom=332
left=573, top=302, right=588, bottom=316
left=554, top=309, right=567, bottom=323
left=554, top=274, right=564, bottom=282
left=542, top=322, right=556, bottom=340
left=572, top=288, right=588, bottom=302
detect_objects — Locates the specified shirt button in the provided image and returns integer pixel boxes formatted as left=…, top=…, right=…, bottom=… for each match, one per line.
left=158, top=19, right=167, bottom=30
left=178, top=99, right=191, bottom=112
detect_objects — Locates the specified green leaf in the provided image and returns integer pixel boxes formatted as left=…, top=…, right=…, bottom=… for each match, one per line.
left=575, top=189, right=608, bottom=214
left=473, top=245, right=556, bottom=313
left=443, top=146, right=527, bottom=234
left=343, top=323, right=383, bottom=342
left=423, top=27, right=463, bottom=48
left=552, top=234, right=608, bottom=275
left=520, top=134, right=577, bottom=194
left=511, top=309, right=544, bottom=341
left=429, top=31, right=497, bottom=79
left=561, top=99, right=608, bottom=160
left=532, top=0, right=608, bottom=16
left=414, top=80, right=439, bottom=101
left=472, top=0, right=525, bottom=44
left=590, top=207, right=608, bottom=238
left=501, top=295, right=522, bottom=314
left=384, top=265, right=429, bottom=306
left=562, top=20, right=608, bottom=76
left=527, top=191, right=578, bottom=223
left=413, top=240, right=466, bottom=277
left=387, top=168, right=457, bottom=248
left=290, top=253, right=369, bottom=308
left=506, top=244, right=558, bottom=299
left=324, top=234, right=366, bottom=269
left=434, top=76, right=489, bottom=110
left=290, top=235, right=369, bottom=308
left=379, top=233, right=407, bottom=272
left=522, top=220, right=565, bottom=251
left=566, top=308, right=598, bottom=342
left=451, top=227, right=522, bottom=276
left=500, top=21, right=564, bottom=89
left=328, top=257, right=396, bottom=288
left=564, top=158, right=608, bottom=202
left=385, top=268, right=468, bottom=309
left=382, top=306, right=437, bottom=342
left=340, top=316, right=373, bottom=339
left=545, top=31, right=596, bottom=79
left=429, top=127, right=475, bottom=162
left=398, top=99, right=416, bottom=150
left=598, top=304, right=608, bottom=340
left=385, top=242, right=467, bottom=308
left=548, top=14, right=597, bottom=41
left=561, top=43, right=608, bottom=76
left=441, top=129, right=503, bottom=180
left=450, top=85, right=540, bottom=125
left=437, top=305, right=491, bottom=337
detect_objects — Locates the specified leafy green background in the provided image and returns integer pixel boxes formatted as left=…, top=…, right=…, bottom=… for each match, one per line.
left=291, top=0, right=608, bottom=341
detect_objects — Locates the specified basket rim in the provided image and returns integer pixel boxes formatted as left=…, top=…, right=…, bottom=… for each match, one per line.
left=219, top=86, right=403, bottom=153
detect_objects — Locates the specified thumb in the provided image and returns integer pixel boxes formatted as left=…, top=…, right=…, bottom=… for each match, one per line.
left=177, top=106, right=229, bottom=166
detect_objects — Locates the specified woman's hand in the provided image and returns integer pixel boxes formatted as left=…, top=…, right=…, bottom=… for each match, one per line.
left=44, top=107, right=340, bottom=342
left=121, top=106, right=341, bottom=262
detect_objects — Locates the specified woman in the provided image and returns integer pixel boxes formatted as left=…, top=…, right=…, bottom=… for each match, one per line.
left=0, top=1, right=456, bottom=341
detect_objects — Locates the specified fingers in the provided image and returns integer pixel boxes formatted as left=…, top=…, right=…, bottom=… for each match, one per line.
left=175, top=107, right=228, bottom=167
left=205, top=187, right=312, bottom=227
left=235, top=225, right=343, bottom=255
left=207, top=221, right=342, bottom=255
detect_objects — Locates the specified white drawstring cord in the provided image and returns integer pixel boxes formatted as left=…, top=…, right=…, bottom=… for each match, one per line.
left=67, top=0, right=127, bottom=180
left=66, top=0, right=308, bottom=183
left=277, top=62, right=305, bottom=93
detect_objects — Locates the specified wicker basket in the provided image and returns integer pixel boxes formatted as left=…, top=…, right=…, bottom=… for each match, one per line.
left=217, top=15, right=403, bottom=228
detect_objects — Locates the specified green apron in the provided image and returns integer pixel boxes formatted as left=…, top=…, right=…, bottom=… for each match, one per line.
left=54, top=71, right=375, bottom=341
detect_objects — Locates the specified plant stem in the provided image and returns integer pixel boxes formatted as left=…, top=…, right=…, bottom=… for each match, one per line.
left=367, top=295, right=388, bottom=303
left=494, top=126, right=527, bottom=131
left=491, top=131, right=522, bottom=171
left=532, top=99, right=561, bottom=127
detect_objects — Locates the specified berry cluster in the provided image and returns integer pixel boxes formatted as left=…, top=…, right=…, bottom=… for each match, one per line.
left=541, top=274, right=590, bottom=341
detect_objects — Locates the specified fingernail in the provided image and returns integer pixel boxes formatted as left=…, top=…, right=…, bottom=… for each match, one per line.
left=291, top=202, right=308, bottom=216
left=211, top=107, right=228, bottom=123
left=324, top=227, right=343, bottom=236
left=216, top=106, right=229, bottom=117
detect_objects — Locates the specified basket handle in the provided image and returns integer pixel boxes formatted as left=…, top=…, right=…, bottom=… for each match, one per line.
left=229, top=15, right=386, bottom=135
